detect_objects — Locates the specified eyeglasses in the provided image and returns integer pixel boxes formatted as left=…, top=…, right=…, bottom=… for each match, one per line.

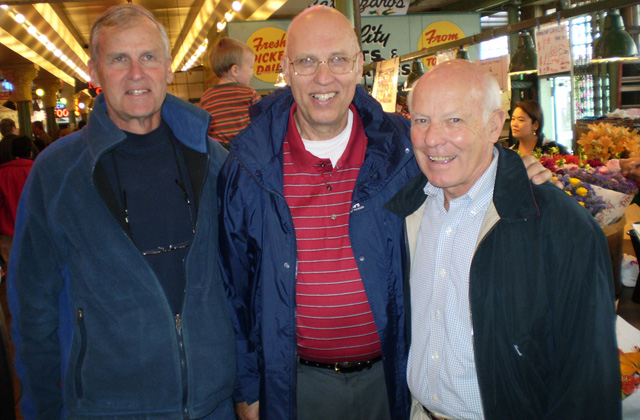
left=288, top=53, right=360, bottom=76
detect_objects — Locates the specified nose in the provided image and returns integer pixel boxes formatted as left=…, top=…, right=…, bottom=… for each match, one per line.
left=313, top=61, right=334, bottom=84
left=413, top=122, right=446, bottom=149
left=128, top=60, right=144, bottom=80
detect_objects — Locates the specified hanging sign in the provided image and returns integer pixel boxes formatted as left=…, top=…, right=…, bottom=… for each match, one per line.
left=535, top=22, right=571, bottom=76
left=246, top=27, right=288, bottom=83
left=310, top=0, right=409, bottom=16
left=371, top=57, right=399, bottom=113
left=417, top=21, right=466, bottom=69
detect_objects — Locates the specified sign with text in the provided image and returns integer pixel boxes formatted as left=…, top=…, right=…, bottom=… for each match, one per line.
left=477, top=55, right=510, bottom=92
left=247, top=27, right=288, bottom=83
left=228, top=14, right=480, bottom=90
left=372, top=57, right=399, bottom=112
left=535, top=22, right=571, bottom=76
left=418, top=21, right=466, bottom=69
left=310, top=0, right=409, bottom=16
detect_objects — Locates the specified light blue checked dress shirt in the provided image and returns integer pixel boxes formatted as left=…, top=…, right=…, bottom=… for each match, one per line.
left=407, top=149, right=498, bottom=420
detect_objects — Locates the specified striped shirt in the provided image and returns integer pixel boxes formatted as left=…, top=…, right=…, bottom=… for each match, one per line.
left=283, top=103, right=381, bottom=363
left=199, top=83, right=261, bottom=143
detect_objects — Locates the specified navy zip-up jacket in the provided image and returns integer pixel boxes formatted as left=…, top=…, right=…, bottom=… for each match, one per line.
left=385, top=145, right=621, bottom=419
left=8, top=94, right=236, bottom=420
left=219, top=86, right=420, bottom=420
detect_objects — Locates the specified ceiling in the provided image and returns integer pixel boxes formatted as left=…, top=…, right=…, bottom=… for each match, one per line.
left=0, top=0, right=557, bottom=91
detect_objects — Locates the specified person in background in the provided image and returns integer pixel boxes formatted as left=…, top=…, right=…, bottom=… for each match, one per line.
left=76, top=119, right=87, bottom=131
left=0, top=135, right=34, bottom=267
left=31, top=120, right=51, bottom=152
left=510, top=100, right=566, bottom=155
left=385, top=59, right=620, bottom=420
left=0, top=118, right=18, bottom=165
left=219, top=6, right=552, bottom=420
left=199, top=37, right=261, bottom=149
left=57, top=127, right=72, bottom=139
left=8, top=4, right=235, bottom=419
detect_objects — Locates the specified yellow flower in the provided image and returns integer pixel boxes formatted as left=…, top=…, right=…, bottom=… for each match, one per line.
left=620, top=348, right=640, bottom=376
left=551, top=176, right=558, bottom=182
left=576, top=187, right=588, bottom=197
left=569, top=177, right=581, bottom=187
left=565, top=190, right=572, bottom=196
left=579, top=202, right=585, bottom=207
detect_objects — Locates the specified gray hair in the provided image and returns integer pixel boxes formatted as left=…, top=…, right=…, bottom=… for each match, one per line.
left=407, top=59, right=502, bottom=123
left=90, top=4, right=171, bottom=63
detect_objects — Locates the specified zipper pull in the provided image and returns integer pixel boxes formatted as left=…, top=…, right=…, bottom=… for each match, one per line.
left=175, top=314, right=182, bottom=331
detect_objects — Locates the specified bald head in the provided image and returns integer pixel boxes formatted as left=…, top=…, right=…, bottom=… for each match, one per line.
left=282, top=6, right=363, bottom=141
left=409, top=59, right=501, bottom=122
left=286, top=6, right=359, bottom=57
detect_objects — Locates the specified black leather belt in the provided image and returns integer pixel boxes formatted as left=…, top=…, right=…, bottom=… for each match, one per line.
left=298, top=355, right=382, bottom=373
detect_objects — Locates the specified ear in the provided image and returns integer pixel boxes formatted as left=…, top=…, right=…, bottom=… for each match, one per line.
left=282, top=56, right=291, bottom=82
left=355, top=51, right=364, bottom=76
left=88, top=60, right=100, bottom=87
left=230, top=64, right=239, bottom=77
left=166, top=61, right=174, bottom=85
left=489, top=109, right=506, bottom=144
left=533, top=120, right=540, bottom=133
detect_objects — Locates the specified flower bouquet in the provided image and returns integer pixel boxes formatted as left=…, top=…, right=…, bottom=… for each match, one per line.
left=538, top=153, right=638, bottom=228
left=621, top=346, right=640, bottom=399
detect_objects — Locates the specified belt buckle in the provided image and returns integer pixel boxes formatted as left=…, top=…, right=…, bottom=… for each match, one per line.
left=334, top=362, right=340, bottom=372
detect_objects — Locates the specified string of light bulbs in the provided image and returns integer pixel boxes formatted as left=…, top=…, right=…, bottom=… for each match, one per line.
left=181, top=0, right=243, bottom=72
left=0, top=4, right=90, bottom=82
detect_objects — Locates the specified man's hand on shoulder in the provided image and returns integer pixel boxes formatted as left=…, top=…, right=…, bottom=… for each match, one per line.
left=235, top=401, right=259, bottom=420
left=522, top=154, right=557, bottom=186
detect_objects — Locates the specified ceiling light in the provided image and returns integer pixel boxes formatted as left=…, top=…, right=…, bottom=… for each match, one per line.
left=232, top=1, right=242, bottom=12
left=0, top=6, right=9, bottom=11
left=27, top=25, right=37, bottom=36
left=217, top=21, right=226, bottom=31
left=54, top=49, right=62, bottom=57
left=38, top=34, right=48, bottom=45
left=13, top=13, right=25, bottom=24
left=225, top=12, right=233, bottom=21
left=509, top=31, right=538, bottom=75
left=35, top=88, right=44, bottom=97
left=592, top=9, right=638, bottom=63
left=46, top=42, right=55, bottom=51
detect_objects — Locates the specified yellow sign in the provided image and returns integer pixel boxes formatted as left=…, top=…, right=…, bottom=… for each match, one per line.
left=247, top=27, right=287, bottom=83
left=417, top=21, right=465, bottom=69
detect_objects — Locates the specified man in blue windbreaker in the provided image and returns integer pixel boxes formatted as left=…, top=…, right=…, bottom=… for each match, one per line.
left=8, top=4, right=235, bottom=419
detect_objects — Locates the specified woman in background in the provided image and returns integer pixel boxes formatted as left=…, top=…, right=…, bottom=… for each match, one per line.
left=511, top=100, right=567, bottom=156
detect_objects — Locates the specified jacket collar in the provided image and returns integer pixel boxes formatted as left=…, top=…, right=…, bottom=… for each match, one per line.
left=86, top=93, right=211, bottom=170
left=385, top=145, right=540, bottom=222
left=231, top=85, right=415, bottom=199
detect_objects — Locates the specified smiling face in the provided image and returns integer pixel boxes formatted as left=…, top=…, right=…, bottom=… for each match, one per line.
left=88, top=16, right=173, bottom=134
left=283, top=7, right=362, bottom=141
left=410, top=60, right=505, bottom=207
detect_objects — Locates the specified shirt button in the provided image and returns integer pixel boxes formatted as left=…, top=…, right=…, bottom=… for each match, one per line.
left=471, top=209, right=477, bottom=215
left=434, top=311, right=441, bottom=319
left=433, top=394, right=439, bottom=402
left=359, top=255, right=365, bottom=262
left=439, top=269, right=446, bottom=277
left=327, top=185, right=332, bottom=191
left=432, top=352, right=439, bottom=360
left=284, top=262, right=290, bottom=269
left=445, top=226, right=452, bottom=234
left=405, top=148, right=410, bottom=154
left=331, top=214, right=337, bottom=220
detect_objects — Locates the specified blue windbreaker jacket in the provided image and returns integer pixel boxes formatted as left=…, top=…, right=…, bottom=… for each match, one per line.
left=9, top=94, right=236, bottom=420
left=218, top=85, right=420, bottom=420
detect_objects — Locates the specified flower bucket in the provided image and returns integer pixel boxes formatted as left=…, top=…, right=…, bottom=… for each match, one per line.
left=603, top=215, right=626, bottom=296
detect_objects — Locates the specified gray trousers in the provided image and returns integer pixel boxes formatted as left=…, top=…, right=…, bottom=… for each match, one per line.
left=296, top=359, right=391, bottom=420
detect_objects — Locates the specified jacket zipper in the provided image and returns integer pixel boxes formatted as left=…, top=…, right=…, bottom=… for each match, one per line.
left=175, top=314, right=189, bottom=419
left=75, top=308, right=87, bottom=399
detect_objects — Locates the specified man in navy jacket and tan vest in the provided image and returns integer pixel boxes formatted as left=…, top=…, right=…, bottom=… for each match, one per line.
left=385, top=59, right=621, bottom=420
left=8, top=4, right=235, bottom=419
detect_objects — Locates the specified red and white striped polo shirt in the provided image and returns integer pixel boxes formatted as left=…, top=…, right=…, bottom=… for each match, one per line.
left=283, top=103, right=381, bottom=363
